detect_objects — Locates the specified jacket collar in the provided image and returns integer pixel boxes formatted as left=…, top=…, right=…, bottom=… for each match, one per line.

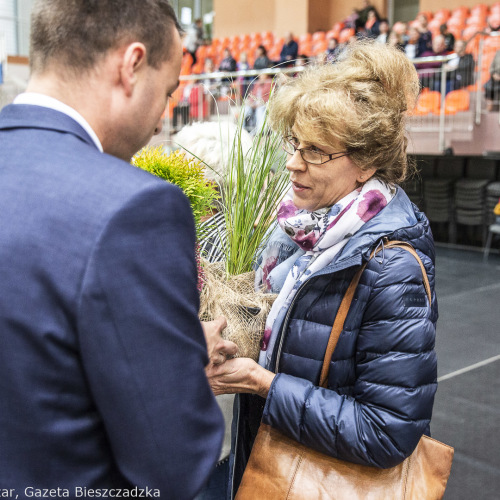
left=331, top=186, right=430, bottom=266
left=0, top=103, right=98, bottom=150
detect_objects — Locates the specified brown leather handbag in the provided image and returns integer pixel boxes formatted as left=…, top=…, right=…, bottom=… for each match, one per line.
left=235, top=241, right=454, bottom=500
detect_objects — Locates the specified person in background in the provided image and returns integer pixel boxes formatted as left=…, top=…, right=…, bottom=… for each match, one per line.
left=415, top=34, right=452, bottom=90
left=315, top=51, right=328, bottom=65
left=242, top=73, right=273, bottom=133
left=388, top=30, right=405, bottom=52
left=219, top=48, right=237, bottom=73
left=237, top=51, right=251, bottom=99
left=184, top=18, right=204, bottom=67
left=219, top=48, right=237, bottom=94
left=404, top=26, right=424, bottom=59
left=444, top=40, right=475, bottom=93
left=326, top=37, right=340, bottom=62
left=0, top=0, right=230, bottom=497
left=356, top=0, right=379, bottom=28
left=207, top=41, right=438, bottom=497
left=376, top=19, right=390, bottom=44
left=392, top=21, right=409, bottom=44
left=254, top=44, right=272, bottom=70
left=415, top=13, right=433, bottom=54
left=280, top=32, right=299, bottom=67
left=365, top=10, right=380, bottom=38
left=484, top=49, right=500, bottom=111
left=440, top=24, right=455, bottom=52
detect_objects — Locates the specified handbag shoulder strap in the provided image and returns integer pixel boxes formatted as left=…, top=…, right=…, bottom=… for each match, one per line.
left=318, top=240, right=431, bottom=388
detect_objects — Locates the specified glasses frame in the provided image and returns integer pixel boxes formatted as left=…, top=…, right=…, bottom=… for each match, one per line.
left=282, top=136, right=349, bottom=165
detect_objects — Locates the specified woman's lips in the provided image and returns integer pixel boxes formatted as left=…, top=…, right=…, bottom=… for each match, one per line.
left=291, top=180, right=309, bottom=192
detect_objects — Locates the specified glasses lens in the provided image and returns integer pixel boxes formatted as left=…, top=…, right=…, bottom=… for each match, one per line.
left=300, top=149, right=323, bottom=164
left=282, top=139, right=295, bottom=155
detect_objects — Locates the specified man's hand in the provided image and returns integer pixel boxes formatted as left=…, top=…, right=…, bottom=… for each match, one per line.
left=201, top=316, right=238, bottom=366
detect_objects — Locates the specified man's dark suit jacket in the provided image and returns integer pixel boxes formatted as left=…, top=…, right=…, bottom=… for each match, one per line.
left=0, top=104, right=223, bottom=499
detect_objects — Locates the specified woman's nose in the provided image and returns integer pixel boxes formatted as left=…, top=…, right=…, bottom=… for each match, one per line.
left=286, top=150, right=307, bottom=172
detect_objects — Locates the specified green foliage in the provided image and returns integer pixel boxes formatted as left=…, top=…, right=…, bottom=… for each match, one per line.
left=132, top=146, right=219, bottom=237
left=219, top=102, right=290, bottom=276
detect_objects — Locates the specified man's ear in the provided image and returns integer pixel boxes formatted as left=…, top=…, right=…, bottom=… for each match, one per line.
left=120, top=42, right=147, bottom=97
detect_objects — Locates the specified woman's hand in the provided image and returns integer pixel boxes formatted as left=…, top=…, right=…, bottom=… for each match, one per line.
left=206, top=357, right=275, bottom=398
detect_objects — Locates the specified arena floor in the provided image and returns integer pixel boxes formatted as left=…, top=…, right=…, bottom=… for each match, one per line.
left=431, top=245, right=500, bottom=500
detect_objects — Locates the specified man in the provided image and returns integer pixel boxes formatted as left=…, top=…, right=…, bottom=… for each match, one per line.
left=414, top=34, right=452, bottom=90
left=0, top=1, right=232, bottom=498
left=279, top=32, right=299, bottom=67
left=445, top=40, right=475, bottom=92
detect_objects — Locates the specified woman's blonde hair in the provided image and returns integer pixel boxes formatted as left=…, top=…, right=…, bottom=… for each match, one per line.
left=267, top=41, right=420, bottom=184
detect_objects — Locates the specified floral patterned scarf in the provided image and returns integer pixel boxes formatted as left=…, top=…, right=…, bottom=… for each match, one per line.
left=258, top=178, right=395, bottom=367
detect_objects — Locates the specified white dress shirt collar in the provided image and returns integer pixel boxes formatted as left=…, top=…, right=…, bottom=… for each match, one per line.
left=13, top=92, right=103, bottom=152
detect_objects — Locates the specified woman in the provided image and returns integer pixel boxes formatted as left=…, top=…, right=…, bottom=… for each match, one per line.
left=207, top=41, right=437, bottom=498
left=253, top=45, right=272, bottom=71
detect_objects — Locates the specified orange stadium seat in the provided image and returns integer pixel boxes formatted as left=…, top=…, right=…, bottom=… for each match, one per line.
left=413, top=90, right=441, bottom=115
left=452, top=6, right=470, bottom=19
left=484, top=36, right=500, bottom=53
left=326, top=29, right=338, bottom=40
left=299, top=33, right=312, bottom=44
left=312, top=31, right=326, bottom=42
left=462, top=25, right=480, bottom=41
left=338, top=28, right=355, bottom=44
left=471, top=4, right=489, bottom=17
left=447, top=17, right=466, bottom=30
left=488, top=13, right=500, bottom=27
left=444, top=89, right=470, bottom=114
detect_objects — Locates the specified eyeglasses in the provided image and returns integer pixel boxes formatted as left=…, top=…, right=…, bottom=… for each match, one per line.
left=282, top=136, right=349, bottom=165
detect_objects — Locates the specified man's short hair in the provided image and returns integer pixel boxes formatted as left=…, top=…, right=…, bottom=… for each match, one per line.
left=30, top=0, right=182, bottom=74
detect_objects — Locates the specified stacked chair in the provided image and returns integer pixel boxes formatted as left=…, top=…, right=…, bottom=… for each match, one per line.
left=454, top=178, right=489, bottom=244
left=485, top=181, right=500, bottom=224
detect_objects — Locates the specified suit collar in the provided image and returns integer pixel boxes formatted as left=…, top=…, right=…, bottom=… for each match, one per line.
left=0, top=103, right=99, bottom=150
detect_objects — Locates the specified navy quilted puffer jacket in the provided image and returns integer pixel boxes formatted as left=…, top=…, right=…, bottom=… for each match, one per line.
left=230, top=187, right=438, bottom=495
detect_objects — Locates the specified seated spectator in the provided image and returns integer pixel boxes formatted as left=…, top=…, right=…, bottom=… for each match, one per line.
left=415, top=34, right=452, bottom=90
left=254, top=45, right=272, bottom=70
left=365, top=10, right=380, bottom=38
left=356, top=0, right=379, bottom=28
left=392, top=21, right=408, bottom=44
left=295, top=54, right=309, bottom=67
left=344, top=8, right=359, bottom=30
left=404, top=26, right=422, bottom=59
left=484, top=50, right=500, bottom=111
left=415, top=13, right=433, bottom=54
left=440, top=24, right=455, bottom=52
left=218, top=48, right=237, bottom=93
left=376, top=19, right=390, bottom=43
left=242, top=73, right=273, bottom=133
left=201, top=58, right=220, bottom=114
left=280, top=32, right=299, bottom=67
left=326, top=37, right=340, bottom=62
left=315, top=51, right=328, bottom=65
left=444, top=40, right=475, bottom=93
left=183, top=18, right=204, bottom=67
left=237, top=51, right=251, bottom=99
left=219, top=48, right=237, bottom=73
left=388, top=30, right=405, bottom=51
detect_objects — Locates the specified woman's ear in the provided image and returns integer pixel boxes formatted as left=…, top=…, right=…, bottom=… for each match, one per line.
left=357, top=167, right=377, bottom=184
left=120, top=42, right=147, bottom=97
